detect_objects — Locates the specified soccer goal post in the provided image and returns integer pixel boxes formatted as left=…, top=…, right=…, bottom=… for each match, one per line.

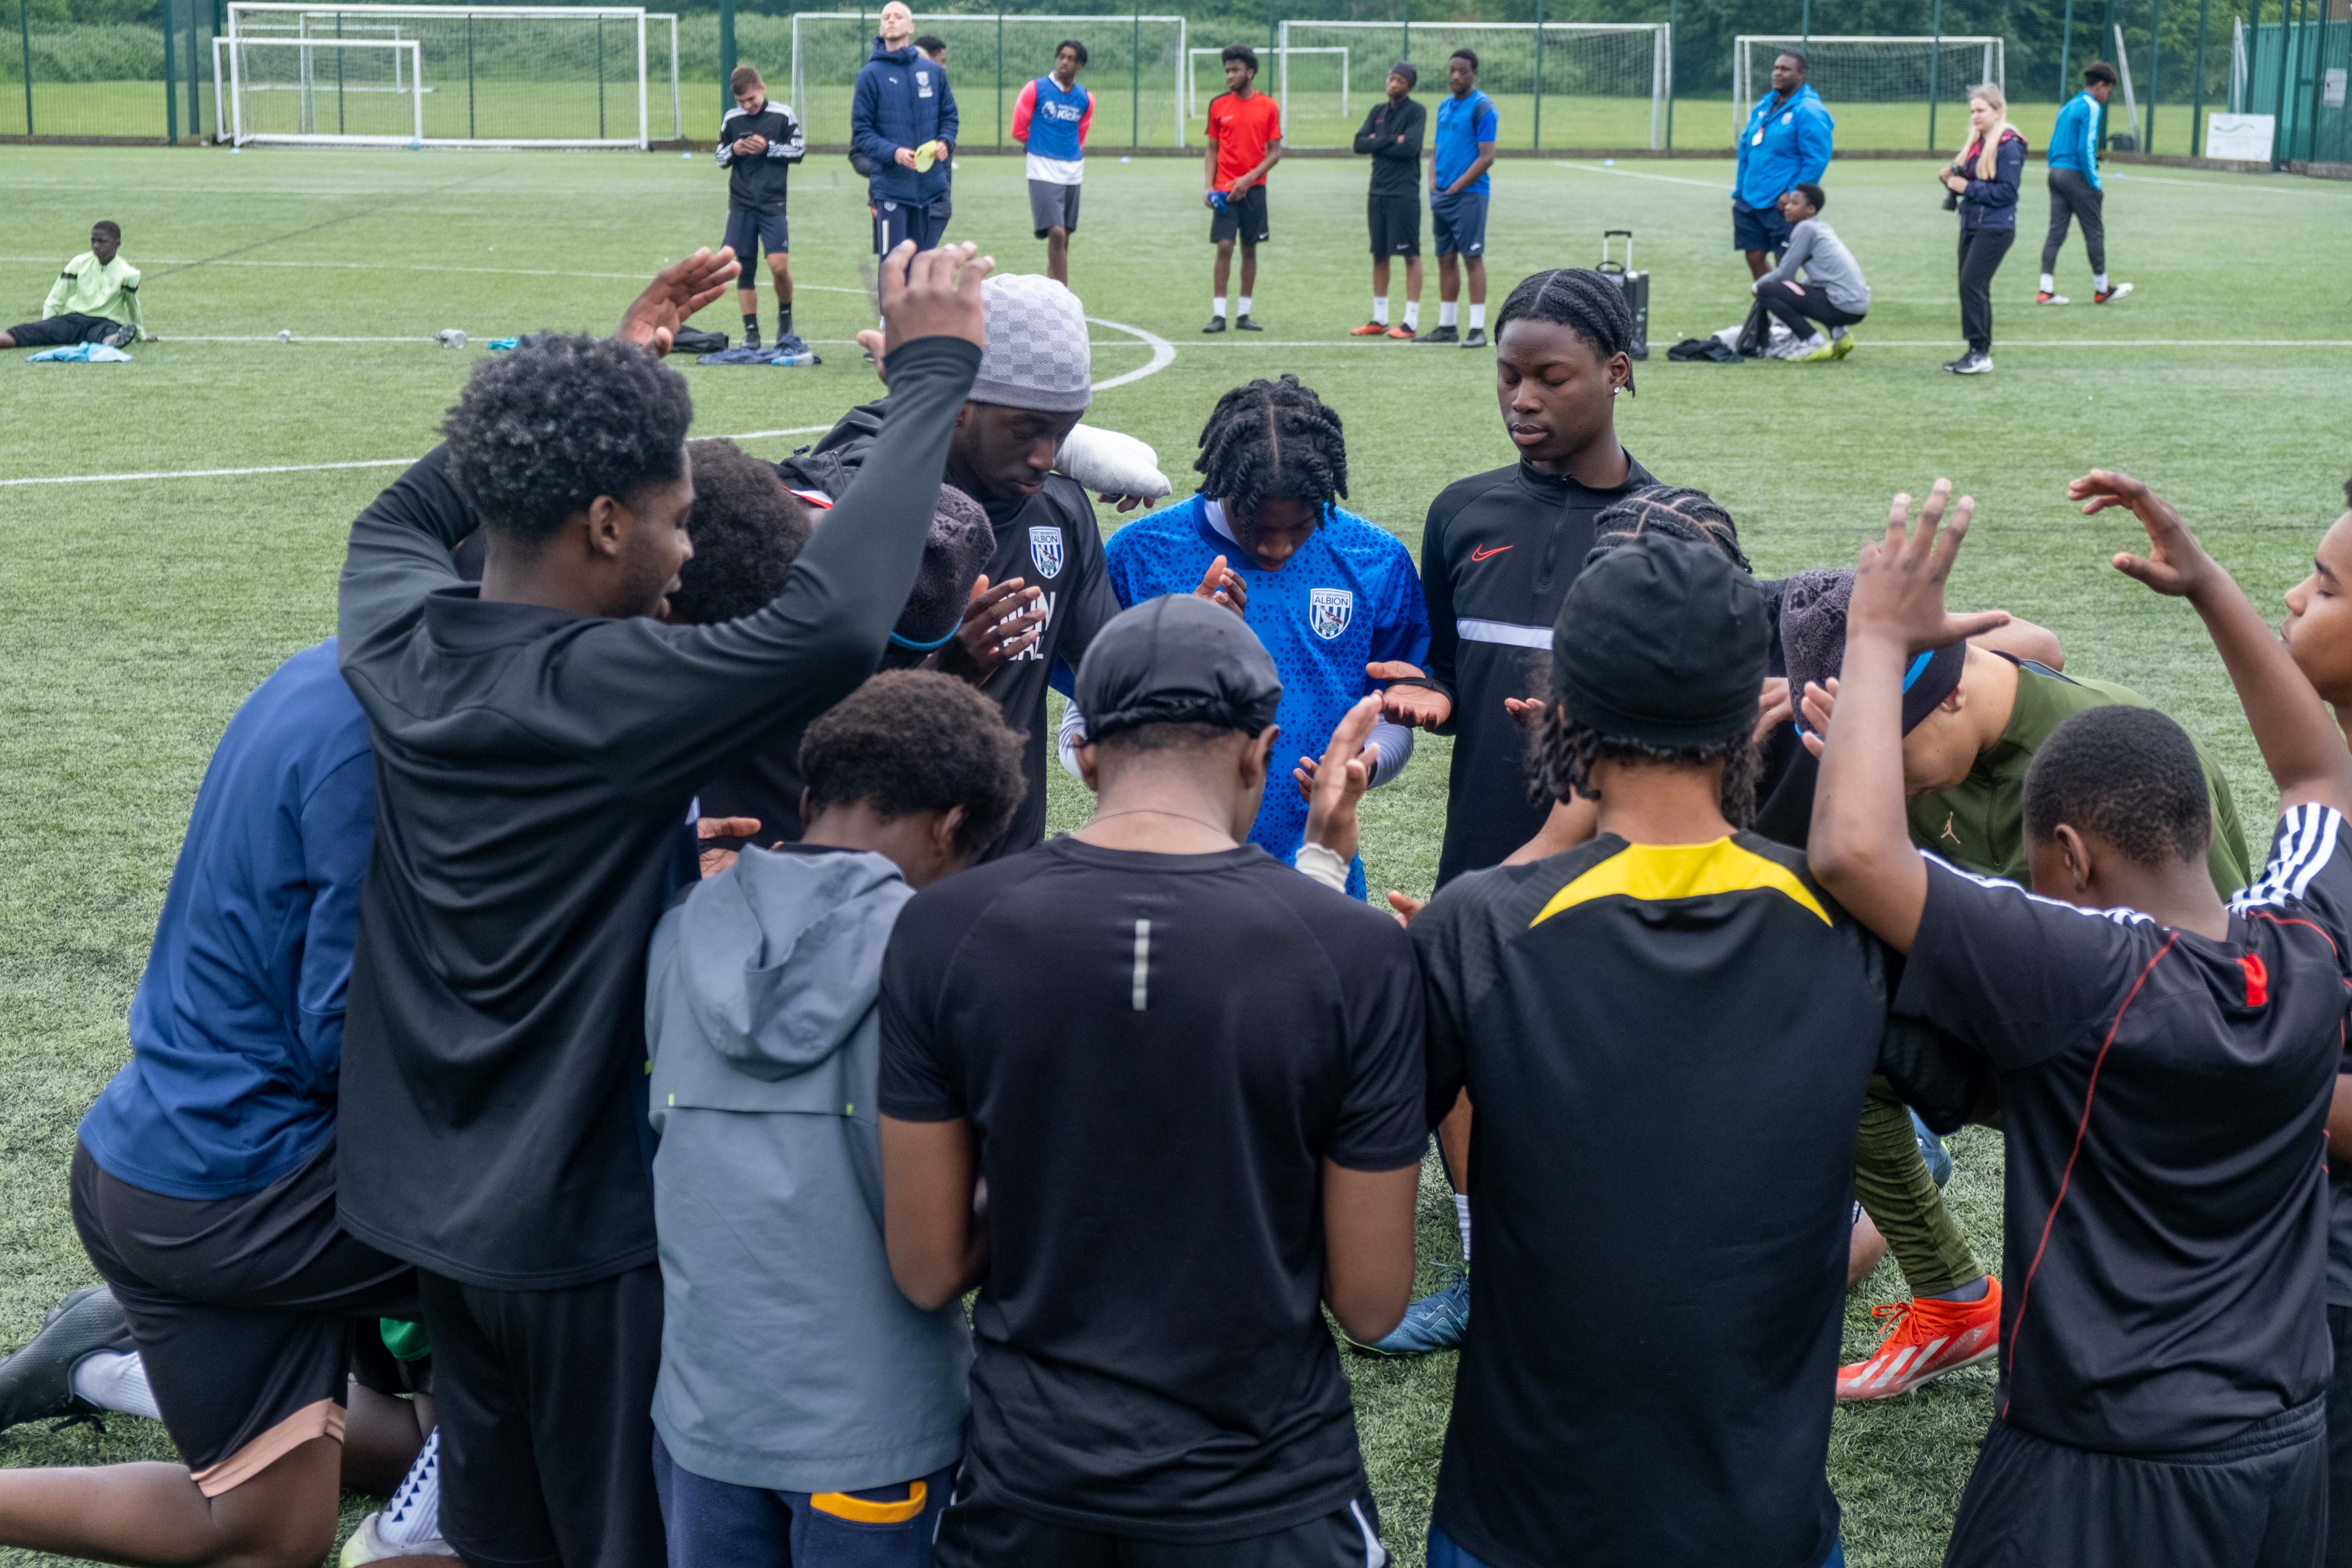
left=1272, top=20, right=1668, bottom=150
left=225, top=3, right=669, bottom=147
left=225, top=35, right=421, bottom=144
left=1733, top=35, right=2003, bottom=151
left=1189, top=45, right=1345, bottom=123
left=789, top=13, right=1187, bottom=149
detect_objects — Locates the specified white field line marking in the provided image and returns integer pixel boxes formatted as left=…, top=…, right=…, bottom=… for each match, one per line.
left=1552, top=160, right=1730, bottom=189
left=0, top=255, right=875, bottom=290
left=2106, top=171, right=2352, bottom=197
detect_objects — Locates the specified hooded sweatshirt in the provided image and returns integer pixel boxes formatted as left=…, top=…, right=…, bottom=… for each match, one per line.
left=646, top=843, right=971, bottom=1493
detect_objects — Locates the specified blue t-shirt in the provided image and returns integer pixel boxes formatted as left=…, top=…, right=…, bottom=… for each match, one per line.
left=1102, top=496, right=1431, bottom=894
left=79, top=640, right=377, bottom=1200
left=1434, top=89, right=1497, bottom=195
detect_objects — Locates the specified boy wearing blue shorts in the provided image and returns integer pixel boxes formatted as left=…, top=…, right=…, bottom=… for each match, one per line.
left=1415, top=50, right=1496, bottom=348
left=716, top=63, right=806, bottom=352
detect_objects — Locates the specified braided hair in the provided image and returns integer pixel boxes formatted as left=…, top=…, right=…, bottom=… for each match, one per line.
left=1590, top=485, right=1749, bottom=573
left=1494, top=268, right=1637, bottom=394
left=1193, top=374, right=1349, bottom=526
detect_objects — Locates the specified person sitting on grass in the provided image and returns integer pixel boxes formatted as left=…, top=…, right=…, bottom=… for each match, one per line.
left=879, top=594, right=1423, bottom=1566
left=1408, top=527, right=1979, bottom=1568
left=1057, top=374, right=1429, bottom=898
left=1750, top=183, right=1868, bottom=362
left=646, top=670, right=1025, bottom=1568
left=1808, top=473, right=2350, bottom=1568
left=1, top=221, right=147, bottom=351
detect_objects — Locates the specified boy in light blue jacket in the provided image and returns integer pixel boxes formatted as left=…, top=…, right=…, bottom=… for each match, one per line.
left=646, top=671, right=1027, bottom=1568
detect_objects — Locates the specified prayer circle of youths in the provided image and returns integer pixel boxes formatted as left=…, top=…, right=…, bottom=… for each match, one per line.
left=3, top=214, right=2341, bottom=1568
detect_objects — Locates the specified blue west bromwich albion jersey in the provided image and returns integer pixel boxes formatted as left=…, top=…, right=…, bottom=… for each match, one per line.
left=1101, top=494, right=1431, bottom=893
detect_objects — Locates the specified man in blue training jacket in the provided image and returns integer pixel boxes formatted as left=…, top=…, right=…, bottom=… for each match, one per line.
left=854, top=1, right=959, bottom=260
left=2038, top=61, right=2133, bottom=306
left=1734, top=49, right=1834, bottom=280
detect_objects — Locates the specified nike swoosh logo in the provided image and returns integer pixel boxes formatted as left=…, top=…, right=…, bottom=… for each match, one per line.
left=1470, top=544, right=1513, bottom=561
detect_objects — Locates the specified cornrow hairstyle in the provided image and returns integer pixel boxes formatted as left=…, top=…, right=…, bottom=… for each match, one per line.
left=1193, top=374, right=1349, bottom=527
left=1531, top=702, right=1764, bottom=827
left=1495, top=268, right=1637, bottom=394
left=1590, top=486, right=1750, bottom=573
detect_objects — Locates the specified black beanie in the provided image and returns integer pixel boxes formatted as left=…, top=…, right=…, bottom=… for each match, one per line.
left=1551, top=531, right=1768, bottom=749
left=1778, top=567, right=1966, bottom=735
left=1076, top=594, right=1283, bottom=742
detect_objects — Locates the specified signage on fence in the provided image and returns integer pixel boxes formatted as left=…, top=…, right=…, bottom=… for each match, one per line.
left=2327, top=69, right=2346, bottom=112
left=2205, top=113, right=2275, bottom=161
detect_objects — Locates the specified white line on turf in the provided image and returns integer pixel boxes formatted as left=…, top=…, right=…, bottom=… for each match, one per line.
left=1082, top=317, right=1177, bottom=390
left=0, top=256, right=875, bottom=289
left=1551, top=161, right=1730, bottom=190
left=2105, top=172, right=2352, bottom=197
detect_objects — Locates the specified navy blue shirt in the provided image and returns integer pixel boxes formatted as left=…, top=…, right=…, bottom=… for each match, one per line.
left=80, top=640, right=375, bottom=1200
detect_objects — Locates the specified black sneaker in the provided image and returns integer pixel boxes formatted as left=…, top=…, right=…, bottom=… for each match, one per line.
left=1460, top=327, right=1488, bottom=348
left=742, top=322, right=762, bottom=351
left=1412, top=324, right=1458, bottom=344
left=1202, top=316, right=1227, bottom=334
left=0, top=1284, right=135, bottom=1431
left=98, top=323, right=136, bottom=350
left=1234, top=314, right=1263, bottom=331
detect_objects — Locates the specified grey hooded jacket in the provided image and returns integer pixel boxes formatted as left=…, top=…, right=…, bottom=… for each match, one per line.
left=647, top=844, right=971, bottom=1493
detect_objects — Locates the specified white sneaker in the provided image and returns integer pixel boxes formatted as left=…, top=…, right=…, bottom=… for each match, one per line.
left=1952, top=351, right=1995, bottom=375
left=341, top=1512, right=457, bottom=1566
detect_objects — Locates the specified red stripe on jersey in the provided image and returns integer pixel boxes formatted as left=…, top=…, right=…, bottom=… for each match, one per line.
left=2000, top=930, right=2180, bottom=1421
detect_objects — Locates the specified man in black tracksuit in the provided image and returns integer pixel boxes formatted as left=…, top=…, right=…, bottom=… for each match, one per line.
left=716, top=63, right=806, bottom=350
left=330, top=253, right=985, bottom=1568
left=1350, top=61, right=1425, bottom=340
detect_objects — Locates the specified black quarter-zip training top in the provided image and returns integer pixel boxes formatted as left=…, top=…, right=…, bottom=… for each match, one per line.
left=1414, top=453, right=1655, bottom=887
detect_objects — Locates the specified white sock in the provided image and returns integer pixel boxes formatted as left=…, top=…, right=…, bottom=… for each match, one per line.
left=1237, top=295, right=1251, bottom=317
left=1439, top=301, right=1457, bottom=328
left=68, top=1351, right=160, bottom=1420
left=1468, top=303, right=1486, bottom=331
left=1371, top=295, right=1388, bottom=326
left=377, top=1427, right=445, bottom=1547
left=1403, top=300, right=1420, bottom=329
left=1454, top=1193, right=1473, bottom=1263
left=2038, top=272, right=2056, bottom=293
left=2094, top=272, right=2110, bottom=292
left=1212, top=295, right=1226, bottom=320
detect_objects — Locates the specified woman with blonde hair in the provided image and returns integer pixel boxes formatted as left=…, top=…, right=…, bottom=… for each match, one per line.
left=1940, top=83, right=2026, bottom=375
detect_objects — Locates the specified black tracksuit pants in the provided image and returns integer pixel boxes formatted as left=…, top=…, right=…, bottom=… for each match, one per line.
left=1957, top=228, right=2015, bottom=355
left=2042, top=167, right=2106, bottom=275
left=1755, top=279, right=1866, bottom=341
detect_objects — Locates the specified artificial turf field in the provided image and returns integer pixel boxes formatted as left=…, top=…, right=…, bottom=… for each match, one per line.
left=2, top=141, right=2349, bottom=1568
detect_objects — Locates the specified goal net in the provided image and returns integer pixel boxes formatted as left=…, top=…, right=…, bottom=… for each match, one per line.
left=222, top=3, right=680, bottom=147
left=1189, top=45, right=1346, bottom=124
left=1273, top=20, right=1668, bottom=149
left=790, top=13, right=1188, bottom=150
left=1733, top=36, right=2003, bottom=150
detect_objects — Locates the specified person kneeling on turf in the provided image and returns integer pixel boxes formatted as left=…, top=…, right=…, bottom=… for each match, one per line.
left=1, top=220, right=147, bottom=351
left=1811, top=474, right=2349, bottom=1568
left=1750, top=183, right=1868, bottom=362
left=646, top=671, right=1025, bottom=1567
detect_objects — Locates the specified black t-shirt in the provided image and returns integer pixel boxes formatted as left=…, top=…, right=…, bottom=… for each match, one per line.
left=1412, top=831, right=1980, bottom=1568
left=1413, top=455, right=1656, bottom=886
left=878, top=838, right=1425, bottom=1541
left=1894, top=804, right=2352, bottom=1453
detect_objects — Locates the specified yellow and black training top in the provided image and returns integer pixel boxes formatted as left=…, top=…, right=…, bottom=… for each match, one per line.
left=1409, top=829, right=1977, bottom=1568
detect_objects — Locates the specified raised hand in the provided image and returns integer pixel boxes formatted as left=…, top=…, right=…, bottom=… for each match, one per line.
left=614, top=249, right=739, bottom=357
left=1367, top=661, right=1451, bottom=729
left=878, top=241, right=991, bottom=360
left=1302, top=694, right=1384, bottom=866
left=2075, top=469, right=2223, bottom=600
left=1193, top=555, right=1248, bottom=616
left=935, top=575, right=1045, bottom=686
left=1847, top=480, right=2010, bottom=655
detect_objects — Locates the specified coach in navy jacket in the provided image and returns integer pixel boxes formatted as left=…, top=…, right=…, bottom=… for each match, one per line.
left=853, top=27, right=959, bottom=252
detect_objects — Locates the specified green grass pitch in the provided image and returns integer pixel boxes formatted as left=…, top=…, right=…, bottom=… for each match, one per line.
left=2, top=143, right=2347, bottom=1568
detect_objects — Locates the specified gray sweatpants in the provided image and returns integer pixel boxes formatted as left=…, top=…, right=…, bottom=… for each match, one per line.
left=2042, top=167, right=2106, bottom=275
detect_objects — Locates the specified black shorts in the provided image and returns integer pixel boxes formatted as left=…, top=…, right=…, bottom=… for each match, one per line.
left=8, top=311, right=126, bottom=347
left=722, top=208, right=790, bottom=273
left=934, top=1487, right=1389, bottom=1568
left=2324, top=1304, right=2352, bottom=1568
left=1944, top=1400, right=2327, bottom=1568
left=421, top=1262, right=666, bottom=1568
left=1210, top=184, right=1270, bottom=246
left=69, top=1140, right=419, bottom=1495
left=1368, top=192, right=1420, bottom=257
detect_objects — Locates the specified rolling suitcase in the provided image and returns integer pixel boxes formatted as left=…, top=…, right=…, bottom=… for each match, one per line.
left=1598, top=229, right=1649, bottom=361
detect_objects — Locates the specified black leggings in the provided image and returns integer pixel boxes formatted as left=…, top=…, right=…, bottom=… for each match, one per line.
left=1755, top=278, right=1866, bottom=340
left=2042, top=168, right=2106, bottom=275
left=1957, top=227, right=2015, bottom=354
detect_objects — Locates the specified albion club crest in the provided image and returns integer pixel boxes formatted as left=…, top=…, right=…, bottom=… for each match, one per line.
left=1308, top=588, right=1354, bottom=641
left=1029, top=526, right=1065, bottom=580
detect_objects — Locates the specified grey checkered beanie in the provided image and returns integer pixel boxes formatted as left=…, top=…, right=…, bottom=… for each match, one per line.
left=970, top=274, right=1092, bottom=414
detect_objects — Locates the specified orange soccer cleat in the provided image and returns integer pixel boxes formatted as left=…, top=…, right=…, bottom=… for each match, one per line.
left=1836, top=1279, right=2002, bottom=1401
left=1350, top=320, right=1390, bottom=336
